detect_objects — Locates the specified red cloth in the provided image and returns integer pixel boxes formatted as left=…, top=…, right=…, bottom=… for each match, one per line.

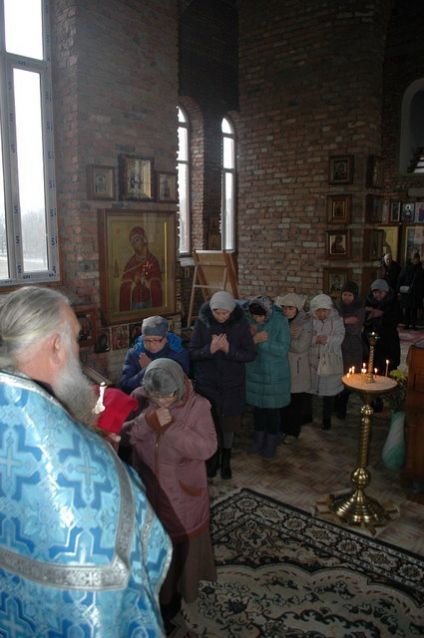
left=96, top=387, right=138, bottom=434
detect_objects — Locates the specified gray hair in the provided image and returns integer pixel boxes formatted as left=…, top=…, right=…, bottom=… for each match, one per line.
left=142, top=358, right=185, bottom=400
left=0, top=286, right=70, bottom=367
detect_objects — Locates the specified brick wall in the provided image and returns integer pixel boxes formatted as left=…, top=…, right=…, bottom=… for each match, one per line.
left=382, top=1, right=424, bottom=194
left=237, top=0, right=393, bottom=298
left=49, top=0, right=424, bottom=332
left=51, top=0, right=178, bottom=311
left=179, top=0, right=238, bottom=251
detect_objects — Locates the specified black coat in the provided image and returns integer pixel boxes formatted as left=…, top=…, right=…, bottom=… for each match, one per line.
left=335, top=298, right=365, bottom=370
left=189, top=303, right=256, bottom=417
left=364, top=289, right=401, bottom=371
left=381, top=259, right=401, bottom=291
left=397, top=261, right=424, bottom=310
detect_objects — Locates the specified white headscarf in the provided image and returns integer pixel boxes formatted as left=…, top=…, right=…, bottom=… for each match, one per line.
left=309, top=294, right=333, bottom=311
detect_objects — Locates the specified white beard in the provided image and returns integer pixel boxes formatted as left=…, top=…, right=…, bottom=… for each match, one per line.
left=52, top=349, right=97, bottom=427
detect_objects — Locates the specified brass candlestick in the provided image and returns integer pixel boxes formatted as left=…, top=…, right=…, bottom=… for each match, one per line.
left=330, top=332, right=397, bottom=532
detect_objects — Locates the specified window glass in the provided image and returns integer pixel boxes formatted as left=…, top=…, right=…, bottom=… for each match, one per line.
left=221, top=117, right=232, bottom=134
left=224, top=172, right=235, bottom=251
left=178, top=126, right=188, bottom=162
left=14, top=68, right=48, bottom=271
left=178, top=107, right=187, bottom=124
left=4, top=0, right=43, bottom=60
left=178, top=163, right=189, bottom=254
left=177, top=106, right=190, bottom=254
left=0, top=0, right=58, bottom=284
left=223, top=136, right=234, bottom=169
left=221, top=116, right=236, bottom=251
left=0, top=128, right=8, bottom=279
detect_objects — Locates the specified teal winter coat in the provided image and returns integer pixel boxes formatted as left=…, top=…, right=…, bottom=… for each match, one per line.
left=246, top=306, right=291, bottom=408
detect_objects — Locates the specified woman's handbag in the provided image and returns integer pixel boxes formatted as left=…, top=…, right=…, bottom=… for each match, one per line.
left=317, top=350, right=343, bottom=376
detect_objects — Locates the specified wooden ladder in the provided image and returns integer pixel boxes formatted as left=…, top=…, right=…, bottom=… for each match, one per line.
left=187, top=250, right=239, bottom=326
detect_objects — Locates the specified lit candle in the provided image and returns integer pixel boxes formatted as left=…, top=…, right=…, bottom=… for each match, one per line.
left=352, top=366, right=355, bottom=375
left=385, top=359, right=389, bottom=376
left=374, top=367, right=378, bottom=379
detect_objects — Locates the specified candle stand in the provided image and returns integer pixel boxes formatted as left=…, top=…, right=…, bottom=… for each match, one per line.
left=329, top=332, right=397, bottom=531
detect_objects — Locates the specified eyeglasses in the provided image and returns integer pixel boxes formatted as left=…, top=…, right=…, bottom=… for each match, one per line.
left=144, top=336, right=165, bottom=345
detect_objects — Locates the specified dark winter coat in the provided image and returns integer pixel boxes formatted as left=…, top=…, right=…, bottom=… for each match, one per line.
left=381, top=258, right=401, bottom=291
left=336, top=298, right=365, bottom=371
left=189, top=303, right=256, bottom=417
left=397, top=261, right=424, bottom=310
left=364, top=289, right=401, bottom=371
left=245, top=306, right=291, bottom=408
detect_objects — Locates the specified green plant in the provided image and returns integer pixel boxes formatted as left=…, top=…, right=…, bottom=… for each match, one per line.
left=386, top=367, right=407, bottom=412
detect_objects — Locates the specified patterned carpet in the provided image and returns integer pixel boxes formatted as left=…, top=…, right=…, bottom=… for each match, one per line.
left=174, top=488, right=424, bottom=637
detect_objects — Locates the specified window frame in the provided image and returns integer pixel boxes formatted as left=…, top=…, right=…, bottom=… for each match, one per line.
left=399, top=78, right=424, bottom=176
left=0, top=0, right=59, bottom=286
left=177, top=105, right=191, bottom=256
left=221, top=115, right=236, bottom=252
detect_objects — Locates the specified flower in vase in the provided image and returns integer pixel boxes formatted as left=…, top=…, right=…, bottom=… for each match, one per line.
left=386, top=366, right=407, bottom=412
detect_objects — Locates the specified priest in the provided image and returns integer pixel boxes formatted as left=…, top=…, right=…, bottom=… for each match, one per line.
left=0, top=286, right=171, bottom=636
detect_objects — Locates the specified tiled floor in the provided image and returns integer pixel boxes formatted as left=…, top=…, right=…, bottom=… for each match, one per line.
left=208, top=331, right=424, bottom=558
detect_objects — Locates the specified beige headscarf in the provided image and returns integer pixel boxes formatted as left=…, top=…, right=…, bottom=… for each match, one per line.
left=275, top=293, right=306, bottom=312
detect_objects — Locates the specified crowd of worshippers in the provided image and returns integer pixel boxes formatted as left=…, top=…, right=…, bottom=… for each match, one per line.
left=381, top=250, right=424, bottom=329
left=118, top=276, right=405, bottom=465
left=0, top=275, right=409, bottom=636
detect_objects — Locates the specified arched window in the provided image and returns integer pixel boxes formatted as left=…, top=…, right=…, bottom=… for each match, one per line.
left=399, top=79, right=424, bottom=174
left=221, top=116, right=236, bottom=251
left=177, top=106, right=190, bottom=254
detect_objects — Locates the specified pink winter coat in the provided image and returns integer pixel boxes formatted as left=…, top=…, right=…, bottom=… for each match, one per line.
left=124, top=379, right=217, bottom=542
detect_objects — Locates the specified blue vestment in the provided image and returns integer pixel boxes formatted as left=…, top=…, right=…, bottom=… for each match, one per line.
left=0, top=371, right=171, bottom=637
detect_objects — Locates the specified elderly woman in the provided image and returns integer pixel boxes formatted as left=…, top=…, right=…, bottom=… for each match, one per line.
left=189, top=290, right=256, bottom=480
left=309, top=294, right=345, bottom=430
left=364, top=278, right=401, bottom=372
left=119, top=315, right=189, bottom=394
left=245, top=295, right=291, bottom=458
left=121, top=358, right=217, bottom=633
left=334, top=281, right=365, bottom=419
left=276, top=292, right=313, bottom=438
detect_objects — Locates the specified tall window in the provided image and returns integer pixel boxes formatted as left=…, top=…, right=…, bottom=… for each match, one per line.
left=177, top=106, right=190, bottom=254
left=221, top=116, right=236, bottom=251
left=400, top=79, right=424, bottom=174
left=0, top=0, right=58, bottom=285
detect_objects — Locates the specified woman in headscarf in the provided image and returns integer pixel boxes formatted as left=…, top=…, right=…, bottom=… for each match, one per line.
left=189, top=290, right=255, bottom=480
left=276, top=292, right=313, bottom=438
left=334, top=281, right=365, bottom=419
left=121, top=358, right=217, bottom=633
left=309, top=294, right=345, bottom=430
left=245, top=295, right=291, bottom=458
left=364, top=278, right=401, bottom=372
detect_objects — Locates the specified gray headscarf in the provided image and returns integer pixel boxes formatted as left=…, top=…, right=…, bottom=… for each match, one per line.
left=142, top=358, right=185, bottom=400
